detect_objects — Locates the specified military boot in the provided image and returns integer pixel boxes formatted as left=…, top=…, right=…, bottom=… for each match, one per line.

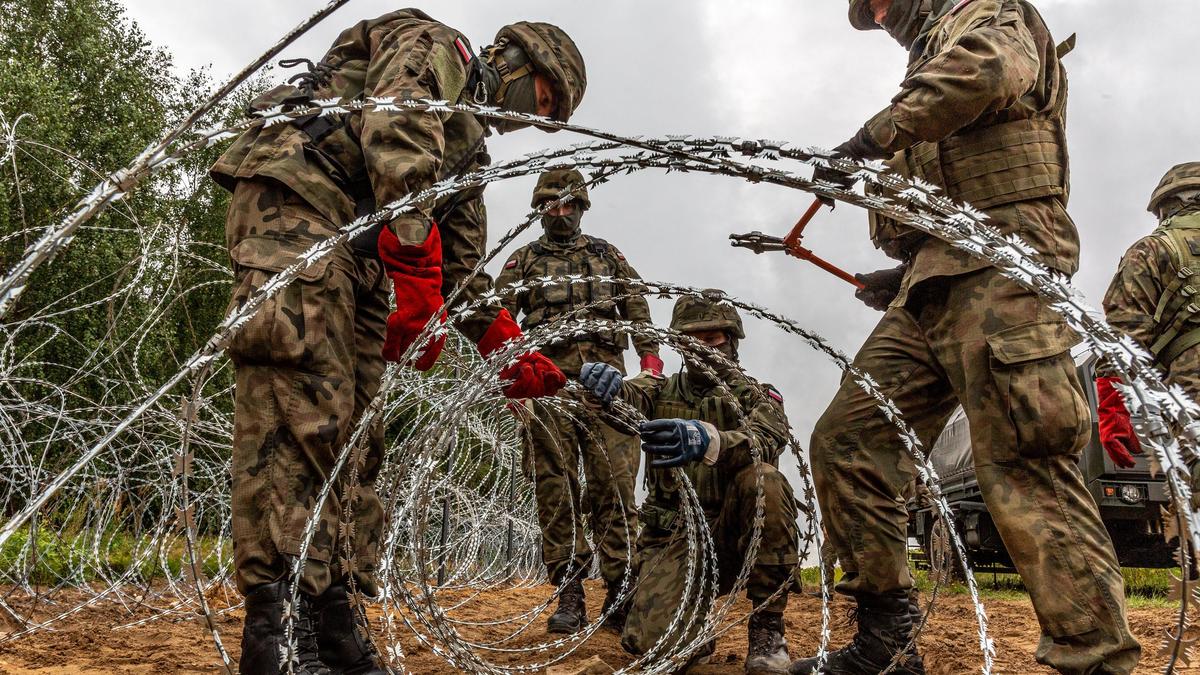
left=600, top=583, right=629, bottom=633
left=239, top=580, right=332, bottom=675
left=746, top=611, right=790, bottom=674
left=787, top=591, right=924, bottom=675
left=313, top=583, right=389, bottom=675
left=546, top=578, right=587, bottom=634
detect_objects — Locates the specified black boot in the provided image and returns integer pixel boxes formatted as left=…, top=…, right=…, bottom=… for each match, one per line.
left=788, top=591, right=925, bottom=675
left=546, top=578, right=587, bottom=634
left=240, top=580, right=332, bottom=675
left=746, top=611, right=790, bottom=674
left=600, top=583, right=629, bottom=633
left=313, top=583, right=389, bottom=675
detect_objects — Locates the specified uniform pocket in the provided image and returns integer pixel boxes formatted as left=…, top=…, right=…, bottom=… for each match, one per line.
left=226, top=236, right=332, bottom=369
left=986, top=320, right=1090, bottom=459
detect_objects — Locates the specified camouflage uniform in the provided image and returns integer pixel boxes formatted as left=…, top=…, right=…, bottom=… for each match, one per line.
left=211, top=10, right=561, bottom=597
left=617, top=364, right=798, bottom=655
left=496, top=172, right=658, bottom=586
left=1103, top=164, right=1200, bottom=400
left=811, top=1, right=1139, bottom=672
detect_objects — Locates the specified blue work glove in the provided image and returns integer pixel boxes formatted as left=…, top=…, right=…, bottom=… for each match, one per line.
left=640, top=418, right=710, bottom=468
left=579, top=362, right=623, bottom=406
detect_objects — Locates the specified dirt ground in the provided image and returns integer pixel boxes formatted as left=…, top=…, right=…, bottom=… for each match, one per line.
left=0, top=581, right=1188, bottom=674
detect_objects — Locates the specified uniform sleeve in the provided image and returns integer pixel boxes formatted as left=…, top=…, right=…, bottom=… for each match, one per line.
left=493, top=249, right=525, bottom=323
left=362, top=25, right=451, bottom=234
left=614, top=255, right=660, bottom=357
left=713, top=381, right=791, bottom=472
left=619, top=372, right=667, bottom=418
left=1103, top=236, right=1172, bottom=355
left=439, top=195, right=504, bottom=342
left=863, top=4, right=1041, bottom=154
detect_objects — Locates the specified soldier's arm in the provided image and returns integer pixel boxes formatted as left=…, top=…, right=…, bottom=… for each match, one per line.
left=362, top=24, right=455, bottom=231
left=619, top=372, right=667, bottom=418
left=613, top=255, right=661, bottom=359
left=439, top=195, right=506, bottom=343
left=862, top=4, right=1041, bottom=154
left=1103, top=236, right=1172, bottom=353
left=707, top=382, right=791, bottom=473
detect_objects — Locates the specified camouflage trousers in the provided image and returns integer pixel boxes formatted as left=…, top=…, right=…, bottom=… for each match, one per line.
left=811, top=267, right=1140, bottom=674
left=226, top=180, right=389, bottom=597
left=621, top=463, right=799, bottom=657
left=527, top=389, right=640, bottom=586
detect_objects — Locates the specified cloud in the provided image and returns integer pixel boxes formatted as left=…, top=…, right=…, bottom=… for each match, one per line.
left=119, top=0, right=1200, bottom=524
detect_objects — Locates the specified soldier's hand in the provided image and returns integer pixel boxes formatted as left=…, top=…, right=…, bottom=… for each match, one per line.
left=640, top=418, right=712, bottom=468
left=579, top=362, right=623, bottom=406
left=813, top=127, right=888, bottom=207
left=854, top=264, right=906, bottom=312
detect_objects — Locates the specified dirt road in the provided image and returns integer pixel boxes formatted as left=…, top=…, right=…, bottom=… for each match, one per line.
left=0, top=582, right=1185, bottom=673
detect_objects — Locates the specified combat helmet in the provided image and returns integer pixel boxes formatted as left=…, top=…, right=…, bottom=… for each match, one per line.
left=671, top=290, right=746, bottom=339
left=848, top=0, right=878, bottom=30
left=494, top=22, right=586, bottom=125
left=531, top=169, right=591, bottom=210
left=1148, top=162, right=1200, bottom=215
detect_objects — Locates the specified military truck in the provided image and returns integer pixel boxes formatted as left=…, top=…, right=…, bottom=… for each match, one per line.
left=909, top=348, right=1177, bottom=575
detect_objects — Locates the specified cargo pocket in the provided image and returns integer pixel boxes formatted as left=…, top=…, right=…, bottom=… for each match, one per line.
left=986, top=320, right=1089, bottom=459
left=226, top=236, right=332, bottom=369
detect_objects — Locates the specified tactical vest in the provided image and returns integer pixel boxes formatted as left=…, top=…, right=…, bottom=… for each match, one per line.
left=871, top=2, right=1072, bottom=257
left=640, top=374, right=760, bottom=530
left=1148, top=213, right=1200, bottom=367
left=520, top=236, right=624, bottom=347
left=239, top=10, right=484, bottom=219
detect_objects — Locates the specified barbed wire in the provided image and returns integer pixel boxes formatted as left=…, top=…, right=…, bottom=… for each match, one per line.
left=0, top=56, right=1196, bottom=675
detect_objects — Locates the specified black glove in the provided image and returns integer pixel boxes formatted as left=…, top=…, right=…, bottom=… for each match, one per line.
left=640, top=418, right=710, bottom=468
left=854, top=264, right=906, bottom=311
left=813, top=127, right=889, bottom=207
left=579, top=361, right=623, bottom=406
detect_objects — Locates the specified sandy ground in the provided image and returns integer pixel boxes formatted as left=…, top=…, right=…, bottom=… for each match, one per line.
left=0, top=581, right=1188, bottom=674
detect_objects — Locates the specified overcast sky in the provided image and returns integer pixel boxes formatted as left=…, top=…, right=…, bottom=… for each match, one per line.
left=120, top=0, right=1200, bottom=484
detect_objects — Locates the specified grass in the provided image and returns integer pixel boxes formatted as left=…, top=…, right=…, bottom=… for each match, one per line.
left=799, top=566, right=1176, bottom=604
left=0, top=525, right=230, bottom=585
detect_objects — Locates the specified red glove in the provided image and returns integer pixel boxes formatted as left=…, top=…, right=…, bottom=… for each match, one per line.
left=1096, top=376, right=1142, bottom=469
left=640, top=353, right=665, bottom=377
left=477, top=309, right=566, bottom=399
left=378, top=223, right=446, bottom=370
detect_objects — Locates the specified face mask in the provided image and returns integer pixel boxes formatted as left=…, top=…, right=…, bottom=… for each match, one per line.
left=684, top=337, right=739, bottom=389
left=881, top=0, right=930, bottom=48
left=483, top=42, right=539, bottom=134
left=540, top=210, right=582, bottom=241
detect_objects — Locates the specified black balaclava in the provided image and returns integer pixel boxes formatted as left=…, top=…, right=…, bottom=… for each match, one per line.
left=480, top=40, right=540, bottom=134
left=683, top=336, right=739, bottom=391
left=540, top=209, right=583, bottom=242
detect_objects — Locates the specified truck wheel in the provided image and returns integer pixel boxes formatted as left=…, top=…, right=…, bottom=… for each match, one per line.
left=926, top=515, right=965, bottom=585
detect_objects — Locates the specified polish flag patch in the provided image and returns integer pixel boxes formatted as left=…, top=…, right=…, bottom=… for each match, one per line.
left=504, top=259, right=518, bottom=269
left=767, top=387, right=784, bottom=403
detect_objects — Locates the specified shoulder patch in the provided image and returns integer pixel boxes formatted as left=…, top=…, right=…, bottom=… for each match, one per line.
left=766, top=386, right=784, bottom=403
left=504, top=258, right=518, bottom=269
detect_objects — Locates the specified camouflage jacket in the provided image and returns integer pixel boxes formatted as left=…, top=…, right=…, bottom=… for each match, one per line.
left=1104, top=211, right=1200, bottom=395
left=621, top=368, right=790, bottom=514
left=864, top=0, right=1078, bottom=296
left=210, top=9, right=500, bottom=342
left=495, top=233, right=659, bottom=369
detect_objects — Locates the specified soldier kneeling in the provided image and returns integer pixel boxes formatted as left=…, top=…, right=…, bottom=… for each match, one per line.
left=579, top=290, right=799, bottom=674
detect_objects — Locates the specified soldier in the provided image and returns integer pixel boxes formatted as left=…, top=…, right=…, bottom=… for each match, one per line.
left=1101, top=162, right=1200, bottom=483
left=578, top=290, right=799, bottom=674
left=209, top=10, right=585, bottom=674
left=792, top=1, right=1140, bottom=673
left=495, top=168, right=663, bottom=634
